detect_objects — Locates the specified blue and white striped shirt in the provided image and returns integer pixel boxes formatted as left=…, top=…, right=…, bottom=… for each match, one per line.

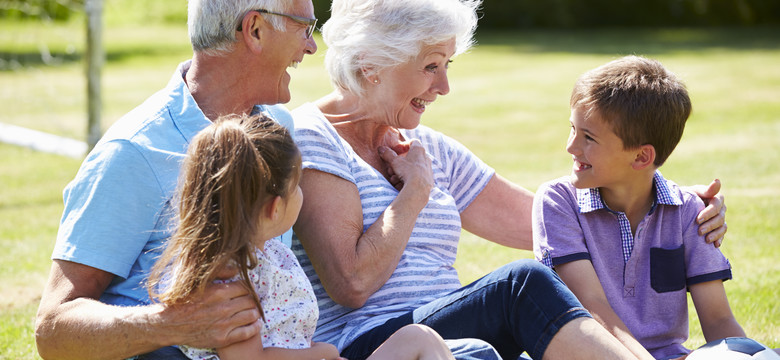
left=290, top=103, right=495, bottom=350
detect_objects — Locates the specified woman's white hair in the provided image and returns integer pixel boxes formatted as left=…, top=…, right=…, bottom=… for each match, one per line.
left=322, top=0, right=481, bottom=96
left=188, top=0, right=291, bottom=55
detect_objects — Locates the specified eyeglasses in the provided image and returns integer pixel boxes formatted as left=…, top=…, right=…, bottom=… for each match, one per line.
left=237, top=9, right=317, bottom=39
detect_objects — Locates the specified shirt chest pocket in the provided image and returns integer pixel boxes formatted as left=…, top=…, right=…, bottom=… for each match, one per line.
left=649, top=245, right=686, bottom=293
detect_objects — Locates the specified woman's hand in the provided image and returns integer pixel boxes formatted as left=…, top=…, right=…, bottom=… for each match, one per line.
left=690, top=179, right=727, bottom=247
left=293, top=140, right=435, bottom=308
left=378, top=139, right=434, bottom=199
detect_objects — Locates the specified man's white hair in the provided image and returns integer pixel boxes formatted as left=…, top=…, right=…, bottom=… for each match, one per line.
left=187, top=0, right=291, bottom=55
left=322, top=0, right=481, bottom=96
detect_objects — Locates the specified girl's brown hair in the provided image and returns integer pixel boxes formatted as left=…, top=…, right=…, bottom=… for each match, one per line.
left=147, top=113, right=300, bottom=318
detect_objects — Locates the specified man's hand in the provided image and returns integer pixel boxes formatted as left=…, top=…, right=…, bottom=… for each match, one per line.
left=160, top=280, right=262, bottom=349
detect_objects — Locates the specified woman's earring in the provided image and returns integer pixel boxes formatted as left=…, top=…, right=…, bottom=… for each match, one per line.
left=373, top=79, right=379, bottom=84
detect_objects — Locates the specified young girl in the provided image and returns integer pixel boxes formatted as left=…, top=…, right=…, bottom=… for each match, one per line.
left=148, top=114, right=454, bottom=360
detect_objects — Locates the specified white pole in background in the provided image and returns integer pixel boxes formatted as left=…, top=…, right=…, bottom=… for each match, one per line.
left=85, top=0, right=103, bottom=152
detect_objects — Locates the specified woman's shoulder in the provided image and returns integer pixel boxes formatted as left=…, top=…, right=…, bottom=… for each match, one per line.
left=291, top=103, right=342, bottom=145
left=292, top=103, right=328, bottom=129
left=403, top=124, right=444, bottom=143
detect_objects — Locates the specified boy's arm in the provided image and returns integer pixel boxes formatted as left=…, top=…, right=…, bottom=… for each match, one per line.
left=556, top=260, right=655, bottom=360
left=689, top=280, right=745, bottom=342
left=217, top=333, right=342, bottom=360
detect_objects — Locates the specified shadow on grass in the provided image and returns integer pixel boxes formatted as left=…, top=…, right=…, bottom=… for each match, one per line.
left=0, top=45, right=190, bottom=71
left=476, top=27, right=780, bottom=54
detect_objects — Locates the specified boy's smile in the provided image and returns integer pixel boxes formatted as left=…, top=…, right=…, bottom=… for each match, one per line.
left=566, top=106, right=636, bottom=190
left=572, top=158, right=592, bottom=172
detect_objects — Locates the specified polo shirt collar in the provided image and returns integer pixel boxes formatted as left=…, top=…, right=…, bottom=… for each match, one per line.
left=166, top=61, right=212, bottom=145
left=577, top=171, right=683, bottom=214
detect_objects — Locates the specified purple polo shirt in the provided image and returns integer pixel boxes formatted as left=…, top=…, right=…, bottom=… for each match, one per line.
left=532, top=171, right=731, bottom=359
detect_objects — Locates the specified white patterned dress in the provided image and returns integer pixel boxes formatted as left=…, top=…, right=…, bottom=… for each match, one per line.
left=180, top=238, right=318, bottom=359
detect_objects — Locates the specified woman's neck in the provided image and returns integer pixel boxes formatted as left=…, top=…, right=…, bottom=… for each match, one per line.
left=316, top=92, right=403, bottom=150
left=315, top=92, right=406, bottom=177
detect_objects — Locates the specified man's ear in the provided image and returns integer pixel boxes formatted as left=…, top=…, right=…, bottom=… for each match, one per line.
left=632, top=144, right=656, bottom=170
left=238, top=11, right=266, bottom=53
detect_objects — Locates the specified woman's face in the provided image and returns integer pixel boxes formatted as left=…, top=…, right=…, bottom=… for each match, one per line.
left=369, top=38, right=456, bottom=129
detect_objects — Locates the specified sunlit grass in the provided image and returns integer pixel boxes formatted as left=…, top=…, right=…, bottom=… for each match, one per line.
left=1, top=20, right=778, bottom=358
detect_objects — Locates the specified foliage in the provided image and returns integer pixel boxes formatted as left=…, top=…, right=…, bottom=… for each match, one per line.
left=484, top=0, right=780, bottom=28
left=313, top=0, right=780, bottom=28
left=0, top=0, right=83, bottom=21
left=3, top=0, right=780, bottom=28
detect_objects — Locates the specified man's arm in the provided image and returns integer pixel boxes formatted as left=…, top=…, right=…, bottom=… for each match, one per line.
left=35, top=260, right=261, bottom=360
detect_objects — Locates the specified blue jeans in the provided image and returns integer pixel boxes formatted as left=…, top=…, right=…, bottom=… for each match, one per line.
left=133, top=346, right=188, bottom=359
left=341, top=260, right=591, bottom=360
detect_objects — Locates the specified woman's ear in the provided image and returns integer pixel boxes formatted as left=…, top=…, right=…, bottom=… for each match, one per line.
left=361, top=65, right=379, bottom=84
left=632, top=144, right=656, bottom=170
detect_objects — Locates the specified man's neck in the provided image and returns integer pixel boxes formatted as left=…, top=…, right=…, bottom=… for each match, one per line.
left=186, top=53, right=255, bottom=121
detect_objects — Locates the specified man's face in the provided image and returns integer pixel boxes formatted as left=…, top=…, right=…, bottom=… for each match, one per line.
left=255, top=0, right=318, bottom=104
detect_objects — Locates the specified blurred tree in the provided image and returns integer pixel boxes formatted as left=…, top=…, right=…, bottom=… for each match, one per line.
left=313, top=0, right=780, bottom=28
left=480, top=0, right=780, bottom=28
left=0, top=0, right=84, bottom=21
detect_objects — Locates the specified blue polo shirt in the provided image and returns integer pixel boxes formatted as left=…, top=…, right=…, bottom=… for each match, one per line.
left=53, top=61, right=294, bottom=307
left=532, top=172, right=732, bottom=359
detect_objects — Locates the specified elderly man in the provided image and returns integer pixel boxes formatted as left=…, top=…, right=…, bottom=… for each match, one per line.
left=34, top=0, right=317, bottom=358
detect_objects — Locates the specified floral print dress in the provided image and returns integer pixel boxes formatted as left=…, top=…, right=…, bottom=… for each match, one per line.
left=180, top=238, right=319, bottom=359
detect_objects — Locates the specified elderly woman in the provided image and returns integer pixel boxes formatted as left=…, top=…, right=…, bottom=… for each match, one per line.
left=291, top=0, right=727, bottom=359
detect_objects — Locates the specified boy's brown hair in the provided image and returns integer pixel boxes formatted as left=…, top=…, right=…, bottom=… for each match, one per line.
left=570, top=55, right=692, bottom=166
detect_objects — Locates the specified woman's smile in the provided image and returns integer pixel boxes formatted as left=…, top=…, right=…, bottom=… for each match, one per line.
left=411, top=98, right=433, bottom=113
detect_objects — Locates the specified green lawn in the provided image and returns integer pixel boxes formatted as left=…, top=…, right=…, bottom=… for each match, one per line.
left=1, top=16, right=778, bottom=359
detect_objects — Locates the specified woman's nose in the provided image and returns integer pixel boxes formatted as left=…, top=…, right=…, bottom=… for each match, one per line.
left=433, top=70, right=450, bottom=96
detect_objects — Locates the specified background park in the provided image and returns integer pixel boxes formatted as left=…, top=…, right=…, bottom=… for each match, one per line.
left=1, top=0, right=779, bottom=358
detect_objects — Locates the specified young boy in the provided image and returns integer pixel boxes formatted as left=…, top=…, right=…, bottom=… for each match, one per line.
left=532, top=55, right=745, bottom=360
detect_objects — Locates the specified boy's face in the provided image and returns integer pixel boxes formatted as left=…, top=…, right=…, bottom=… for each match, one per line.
left=566, top=106, right=637, bottom=190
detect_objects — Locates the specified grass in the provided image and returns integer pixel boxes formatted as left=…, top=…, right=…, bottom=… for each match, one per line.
left=1, top=13, right=779, bottom=358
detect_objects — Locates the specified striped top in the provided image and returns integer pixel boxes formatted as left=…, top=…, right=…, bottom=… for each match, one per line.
left=290, top=103, right=495, bottom=350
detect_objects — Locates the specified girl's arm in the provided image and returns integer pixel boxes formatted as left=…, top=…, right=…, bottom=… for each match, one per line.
left=555, top=260, right=655, bottom=360
left=689, top=280, right=745, bottom=342
left=218, top=332, right=341, bottom=360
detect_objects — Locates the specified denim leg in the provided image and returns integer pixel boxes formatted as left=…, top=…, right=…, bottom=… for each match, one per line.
left=445, top=338, right=503, bottom=360
left=412, top=260, right=590, bottom=360
left=342, top=260, right=590, bottom=360
left=132, top=346, right=189, bottom=360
